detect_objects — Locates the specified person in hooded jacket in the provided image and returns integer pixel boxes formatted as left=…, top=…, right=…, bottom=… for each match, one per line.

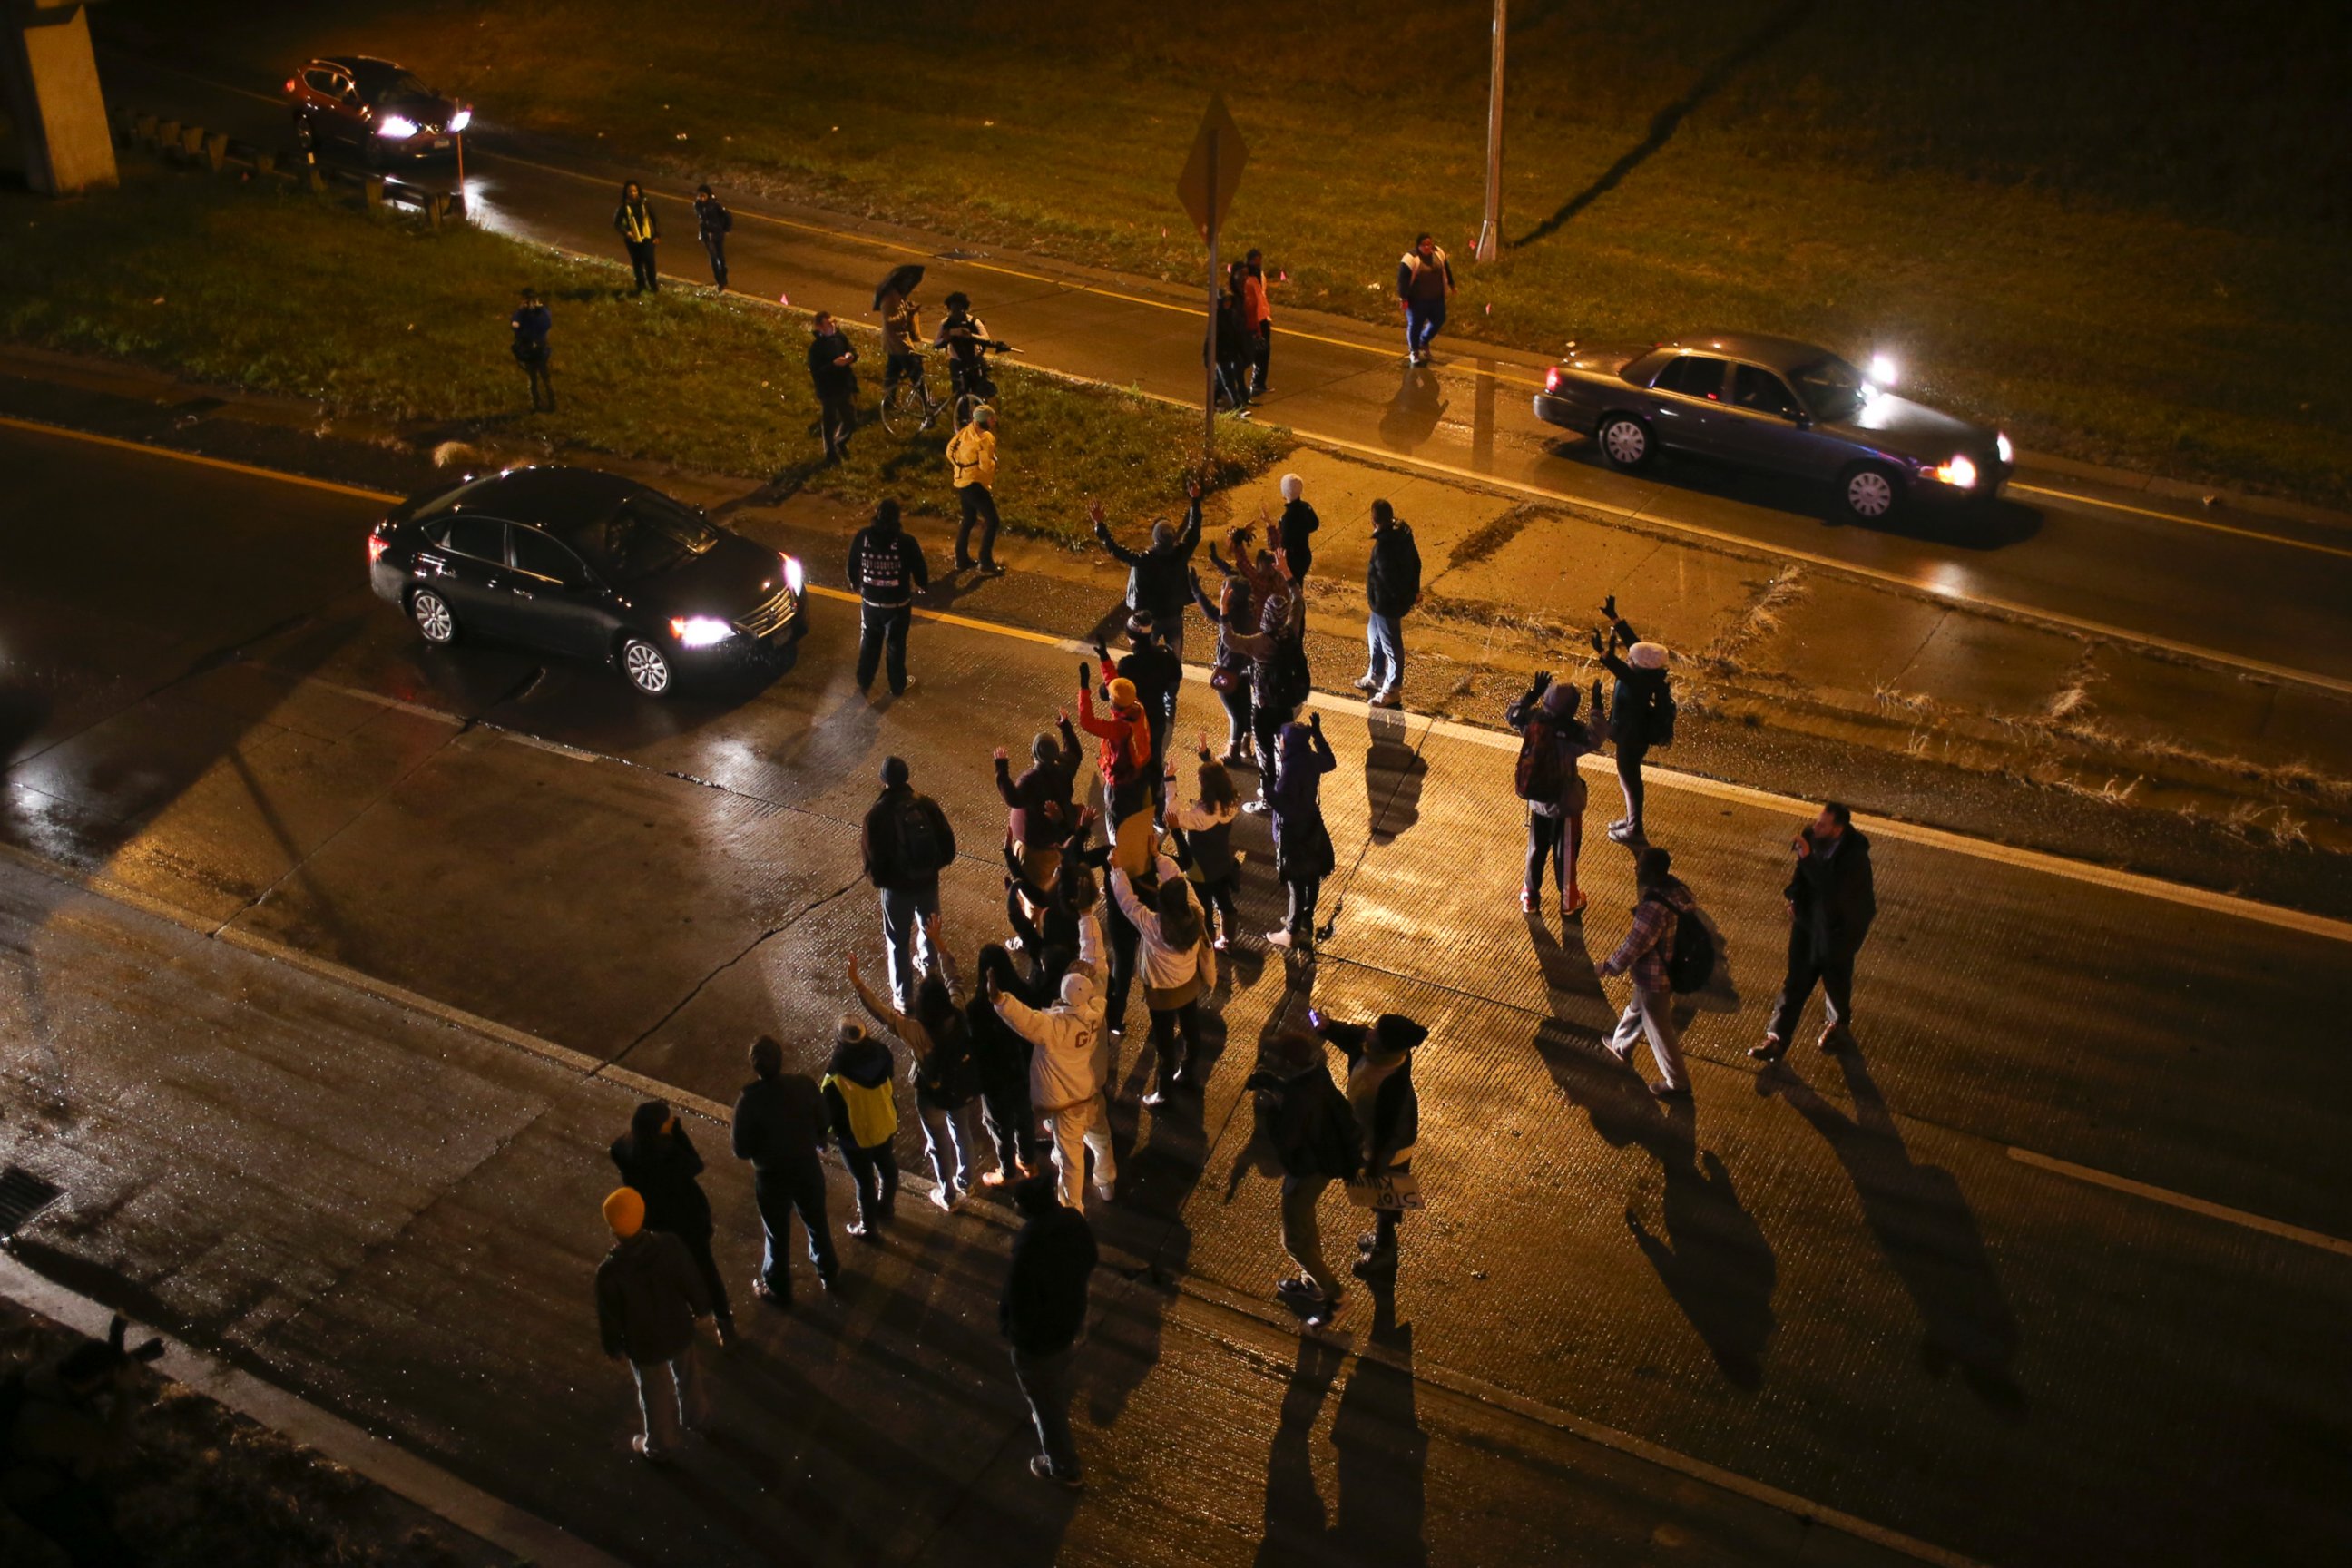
left=1000, top=1174, right=1098, bottom=1489
left=1596, top=848, right=1700, bottom=1101
left=1592, top=599, right=1672, bottom=843
left=1189, top=561, right=1257, bottom=767
left=612, top=180, right=659, bottom=293
left=1004, top=828, right=1108, bottom=977
left=1076, top=668, right=1155, bottom=876
left=970, top=943, right=1047, bottom=1181
left=821, top=1015, right=901, bottom=1238
left=1090, top=483, right=1203, bottom=659
left=1166, top=740, right=1244, bottom=950
left=987, top=966, right=1117, bottom=1214
left=692, top=183, right=731, bottom=289
left=1311, top=1011, right=1426, bottom=1280
left=847, top=950, right=995, bottom=1206
left=1264, top=713, right=1338, bottom=953
left=863, top=754, right=958, bottom=1014
left=730, top=1034, right=839, bottom=1305
left=595, top=1187, right=711, bottom=1461
left=1096, top=613, right=1182, bottom=813
left=610, top=1100, right=735, bottom=1348
left=1244, top=1031, right=1361, bottom=1328
left=946, top=405, right=1004, bottom=573
left=994, top=713, right=1083, bottom=897
left=1275, top=473, right=1319, bottom=581
left=1754, top=801, right=1877, bottom=1062
left=847, top=500, right=928, bottom=697
left=1110, top=856, right=1214, bottom=1104
left=1357, top=500, right=1421, bottom=709
left=1220, top=554, right=1308, bottom=805
left=1506, top=670, right=1609, bottom=917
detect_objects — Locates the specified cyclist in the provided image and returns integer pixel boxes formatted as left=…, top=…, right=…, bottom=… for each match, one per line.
left=934, top=291, right=998, bottom=422
left=878, top=280, right=940, bottom=430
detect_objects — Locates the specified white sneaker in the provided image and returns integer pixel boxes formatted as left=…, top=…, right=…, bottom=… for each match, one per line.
left=1243, top=799, right=1269, bottom=816
left=1093, top=1181, right=1117, bottom=1204
left=1352, top=675, right=1377, bottom=691
left=1265, top=928, right=1294, bottom=949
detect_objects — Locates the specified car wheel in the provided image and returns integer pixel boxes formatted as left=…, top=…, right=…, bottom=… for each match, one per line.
left=1839, top=463, right=1902, bottom=522
left=620, top=637, right=674, bottom=697
left=1596, top=413, right=1652, bottom=471
left=409, top=588, right=457, bottom=644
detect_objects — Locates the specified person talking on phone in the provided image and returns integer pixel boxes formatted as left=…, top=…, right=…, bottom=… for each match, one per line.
left=1751, top=801, right=1877, bottom=1063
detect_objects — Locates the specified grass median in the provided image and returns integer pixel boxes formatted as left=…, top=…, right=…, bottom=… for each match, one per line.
left=0, top=171, right=1289, bottom=537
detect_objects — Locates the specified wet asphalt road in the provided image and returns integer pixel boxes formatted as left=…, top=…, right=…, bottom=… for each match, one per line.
left=3, top=420, right=2349, bottom=1565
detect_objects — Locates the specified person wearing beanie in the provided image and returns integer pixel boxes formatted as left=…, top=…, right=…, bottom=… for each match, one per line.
left=847, top=950, right=996, bottom=1206
left=1242, top=1031, right=1361, bottom=1328
left=820, top=1015, right=901, bottom=1238
left=861, top=755, right=958, bottom=1014
left=1275, top=473, right=1319, bottom=582
left=611, top=1100, right=735, bottom=1348
left=594, top=1184, right=713, bottom=1461
left=1075, top=662, right=1155, bottom=877
left=1000, top=1173, right=1099, bottom=1489
left=1164, top=738, right=1244, bottom=950
left=1263, top=713, right=1338, bottom=954
left=730, top=1034, right=840, bottom=1305
left=1357, top=499, right=1422, bottom=710
left=985, top=965, right=1116, bottom=1213
left=1312, top=1011, right=1426, bottom=1279
left=947, top=404, right=1004, bottom=574
left=846, top=498, right=930, bottom=696
left=1591, top=597, right=1674, bottom=843
left=1089, top=479, right=1204, bottom=659
left=1596, top=847, right=1700, bottom=1100
left=1094, top=612, right=1181, bottom=804
left=1506, top=668, right=1610, bottom=916
left=994, top=712, right=1084, bottom=901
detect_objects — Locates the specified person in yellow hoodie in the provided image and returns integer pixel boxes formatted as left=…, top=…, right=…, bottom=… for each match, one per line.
left=822, top=1015, right=901, bottom=1239
left=948, top=405, right=1004, bottom=575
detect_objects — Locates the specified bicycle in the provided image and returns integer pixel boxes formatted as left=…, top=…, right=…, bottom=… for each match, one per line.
left=943, top=338, right=1017, bottom=430
left=877, top=347, right=945, bottom=436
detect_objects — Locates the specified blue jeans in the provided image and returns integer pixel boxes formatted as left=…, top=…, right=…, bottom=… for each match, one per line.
left=878, top=881, right=939, bottom=1011
left=919, top=1097, right=986, bottom=1191
left=1406, top=299, right=1446, bottom=355
left=1364, top=612, right=1405, bottom=695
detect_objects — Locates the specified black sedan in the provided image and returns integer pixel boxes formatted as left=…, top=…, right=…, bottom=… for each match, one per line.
left=1534, top=332, right=2013, bottom=523
left=284, top=54, right=471, bottom=165
left=368, top=467, right=806, bottom=696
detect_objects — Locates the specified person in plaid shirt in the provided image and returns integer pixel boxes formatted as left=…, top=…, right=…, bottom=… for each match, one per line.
left=1596, top=848, right=1698, bottom=1100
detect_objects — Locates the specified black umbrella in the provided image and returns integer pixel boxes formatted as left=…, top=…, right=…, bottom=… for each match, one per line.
left=872, top=263, right=926, bottom=311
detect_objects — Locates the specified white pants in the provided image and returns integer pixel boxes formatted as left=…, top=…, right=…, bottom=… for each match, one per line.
left=1044, top=1093, right=1117, bottom=1211
left=1610, top=985, right=1688, bottom=1092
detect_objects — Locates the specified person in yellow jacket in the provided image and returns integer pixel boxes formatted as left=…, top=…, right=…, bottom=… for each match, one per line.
left=821, top=1015, right=900, bottom=1239
left=947, top=405, right=1004, bottom=575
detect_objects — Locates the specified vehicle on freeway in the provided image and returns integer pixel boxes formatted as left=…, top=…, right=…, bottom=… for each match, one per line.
left=1533, top=332, right=2013, bottom=523
left=368, top=466, right=806, bottom=697
left=283, top=55, right=471, bottom=166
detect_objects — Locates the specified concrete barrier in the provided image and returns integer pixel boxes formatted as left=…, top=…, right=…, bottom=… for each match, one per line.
left=201, top=132, right=228, bottom=172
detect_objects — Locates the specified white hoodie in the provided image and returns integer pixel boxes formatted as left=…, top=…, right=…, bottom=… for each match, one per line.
left=995, top=969, right=1108, bottom=1113
left=1110, top=863, right=1213, bottom=995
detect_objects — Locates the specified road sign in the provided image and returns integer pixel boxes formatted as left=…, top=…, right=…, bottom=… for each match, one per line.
left=1174, top=94, right=1247, bottom=242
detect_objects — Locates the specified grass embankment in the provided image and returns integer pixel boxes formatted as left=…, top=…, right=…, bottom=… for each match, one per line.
left=0, top=172, right=1288, bottom=536
left=103, top=0, right=2352, bottom=504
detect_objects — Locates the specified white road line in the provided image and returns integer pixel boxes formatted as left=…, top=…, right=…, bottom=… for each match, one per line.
left=2006, top=1148, right=2352, bottom=1259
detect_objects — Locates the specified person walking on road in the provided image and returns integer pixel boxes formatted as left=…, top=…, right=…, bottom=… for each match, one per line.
left=1753, top=802, right=1877, bottom=1062
left=1265, top=713, right=1338, bottom=953
left=1313, top=1010, right=1426, bottom=1281
left=1001, top=1174, right=1099, bottom=1490
left=847, top=500, right=928, bottom=696
left=509, top=287, right=554, bottom=413
left=1092, top=483, right=1203, bottom=659
left=1357, top=500, right=1421, bottom=709
left=1506, top=671, right=1607, bottom=916
left=612, top=180, right=660, bottom=294
left=1242, top=248, right=1274, bottom=398
left=1166, top=739, right=1244, bottom=950
left=986, top=966, right=1118, bottom=1214
left=1276, top=473, right=1319, bottom=583
left=861, top=755, right=956, bottom=1012
left=1245, top=1031, right=1361, bottom=1329
left=847, top=951, right=995, bottom=1206
left=1596, top=848, right=1699, bottom=1101
left=692, top=183, right=731, bottom=290
left=595, top=1187, right=711, bottom=1462
left=808, top=310, right=860, bottom=466
left=947, top=406, right=1004, bottom=573
left=1396, top=232, right=1455, bottom=365
left=730, top=1034, right=840, bottom=1306
left=1222, top=553, right=1309, bottom=804
left=1592, top=599, right=1674, bottom=843
left=821, top=1014, right=901, bottom=1240
left=1110, top=859, right=1213, bottom=1104
left=610, top=1100, right=736, bottom=1348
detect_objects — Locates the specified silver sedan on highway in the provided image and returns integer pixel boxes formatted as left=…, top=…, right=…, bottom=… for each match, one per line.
left=1534, top=332, right=2013, bottom=522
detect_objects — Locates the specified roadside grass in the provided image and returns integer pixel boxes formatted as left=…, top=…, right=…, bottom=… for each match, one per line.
left=0, top=172, right=1287, bottom=540
left=98, top=0, right=2352, bottom=504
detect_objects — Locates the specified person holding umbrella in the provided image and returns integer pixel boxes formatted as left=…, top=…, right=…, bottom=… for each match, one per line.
left=875, top=263, right=941, bottom=430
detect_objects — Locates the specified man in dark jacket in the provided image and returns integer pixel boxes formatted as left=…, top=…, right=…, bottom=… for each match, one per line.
left=1313, top=1011, right=1426, bottom=1279
left=808, top=310, right=859, bottom=466
left=1592, top=598, right=1671, bottom=843
left=862, top=755, right=957, bottom=1013
left=1245, top=1031, right=1361, bottom=1328
left=1091, top=482, right=1202, bottom=659
left=995, top=715, right=1083, bottom=887
left=595, top=1187, right=712, bottom=1461
left=692, top=182, right=731, bottom=289
left=611, top=1100, right=733, bottom=1347
left=1357, top=500, right=1421, bottom=710
left=510, top=287, right=554, bottom=412
left=1000, top=1174, right=1098, bottom=1488
left=1275, top=473, right=1318, bottom=581
left=847, top=499, right=928, bottom=696
left=731, top=1034, right=839, bottom=1305
left=1754, top=802, right=1877, bottom=1061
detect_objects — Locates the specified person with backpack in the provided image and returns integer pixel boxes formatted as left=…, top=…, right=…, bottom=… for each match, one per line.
left=1311, top=1009, right=1426, bottom=1281
left=692, top=183, right=732, bottom=290
left=1091, top=482, right=1203, bottom=659
left=1264, top=713, right=1338, bottom=953
left=730, top=1034, right=840, bottom=1306
left=1245, top=1031, right=1362, bottom=1328
left=1076, top=667, right=1155, bottom=877
left=847, top=500, right=929, bottom=697
left=1166, top=739, right=1244, bottom=951
left=820, top=1014, right=901, bottom=1239
left=1189, top=560, right=1257, bottom=767
left=1752, top=801, right=1877, bottom=1063
left=847, top=950, right=995, bottom=1206
left=1595, top=848, right=1700, bottom=1101
left=860, top=755, right=957, bottom=1013
left=986, top=965, right=1117, bottom=1214
left=1357, top=500, right=1422, bottom=710
left=1505, top=670, right=1608, bottom=916
left=595, top=1186, right=712, bottom=1461
left=1110, top=856, right=1214, bottom=1104
left=610, top=1099, right=736, bottom=1348
left=1592, top=597, right=1674, bottom=844
left=947, top=405, right=1004, bottom=574
left=968, top=944, right=1046, bottom=1183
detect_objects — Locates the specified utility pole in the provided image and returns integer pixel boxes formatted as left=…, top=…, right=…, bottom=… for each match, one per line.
left=1475, top=0, right=1506, bottom=261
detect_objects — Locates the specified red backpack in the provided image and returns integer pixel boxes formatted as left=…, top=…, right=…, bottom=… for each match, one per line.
left=1514, top=719, right=1563, bottom=802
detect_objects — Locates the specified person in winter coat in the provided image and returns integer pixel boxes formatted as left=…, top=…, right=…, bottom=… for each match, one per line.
left=1111, top=858, right=1214, bottom=1103
left=692, top=182, right=731, bottom=289
left=969, top=944, right=1045, bottom=1181
left=1166, top=740, right=1243, bottom=949
left=861, top=755, right=958, bottom=1013
left=730, top=1034, right=838, bottom=1305
left=1592, top=599, right=1672, bottom=843
left=1245, top=1031, right=1361, bottom=1328
left=1076, top=669, right=1155, bottom=875
left=1264, top=713, right=1338, bottom=952
left=1004, top=832, right=1108, bottom=981
left=1221, top=556, right=1308, bottom=801
left=947, top=405, right=1004, bottom=573
left=1091, top=483, right=1203, bottom=659
left=1396, top=232, right=1455, bottom=364
left=1189, top=562, right=1256, bottom=766
left=1242, top=248, right=1274, bottom=397
left=995, top=713, right=1084, bottom=895
left=1096, top=612, right=1181, bottom=808
left=1596, top=848, right=1699, bottom=1101
left=987, top=966, right=1116, bottom=1214
left=1754, top=802, right=1877, bottom=1062
left=821, top=1015, right=900, bottom=1238
left=595, top=1187, right=711, bottom=1460
left=610, top=1100, right=735, bottom=1348
left=1312, top=1010, right=1426, bottom=1279
left=847, top=499, right=928, bottom=696
left=1275, top=473, right=1319, bottom=582
left=877, top=279, right=938, bottom=426
left=1357, top=500, right=1422, bottom=709
left=1000, top=1174, right=1099, bottom=1489
left=1213, top=262, right=1254, bottom=415
left=808, top=310, right=860, bottom=466
left=612, top=180, right=659, bottom=294
left=1505, top=670, right=1609, bottom=916
left=510, top=287, right=554, bottom=412
left=848, top=951, right=995, bottom=1205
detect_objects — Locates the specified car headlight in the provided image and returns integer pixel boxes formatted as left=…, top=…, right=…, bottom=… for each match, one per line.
left=376, top=113, right=419, bottom=139
left=1927, top=454, right=1979, bottom=489
left=448, top=108, right=472, bottom=133
left=1995, top=432, right=2014, bottom=465
left=781, top=554, right=804, bottom=593
left=669, top=616, right=735, bottom=648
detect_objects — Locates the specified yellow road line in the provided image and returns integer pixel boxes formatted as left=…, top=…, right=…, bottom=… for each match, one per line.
left=2007, top=1147, right=2352, bottom=1259
left=0, top=414, right=401, bottom=502
left=2008, top=480, right=2352, bottom=560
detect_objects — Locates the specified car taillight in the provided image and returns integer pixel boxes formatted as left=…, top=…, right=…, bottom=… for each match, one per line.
left=1544, top=368, right=1563, bottom=394
left=285, top=78, right=299, bottom=93
left=368, top=534, right=389, bottom=564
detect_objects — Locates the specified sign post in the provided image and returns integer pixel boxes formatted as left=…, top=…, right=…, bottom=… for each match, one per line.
left=1475, top=0, right=1507, bottom=261
left=1175, top=95, right=1248, bottom=467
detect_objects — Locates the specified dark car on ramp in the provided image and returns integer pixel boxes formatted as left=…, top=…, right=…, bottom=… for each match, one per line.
left=284, top=55, right=471, bottom=166
left=1534, top=332, right=2013, bottom=524
left=368, top=466, right=806, bottom=697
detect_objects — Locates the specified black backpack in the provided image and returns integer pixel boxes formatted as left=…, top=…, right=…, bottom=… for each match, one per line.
left=1270, top=629, right=1311, bottom=710
left=1663, top=904, right=1715, bottom=994
left=1649, top=681, right=1678, bottom=748
left=895, top=796, right=950, bottom=878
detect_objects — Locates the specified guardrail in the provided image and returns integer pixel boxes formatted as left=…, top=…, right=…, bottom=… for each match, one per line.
left=110, top=107, right=466, bottom=230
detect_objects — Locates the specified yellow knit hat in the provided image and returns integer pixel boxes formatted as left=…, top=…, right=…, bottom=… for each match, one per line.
left=1108, top=677, right=1138, bottom=709
left=603, top=1187, right=645, bottom=1238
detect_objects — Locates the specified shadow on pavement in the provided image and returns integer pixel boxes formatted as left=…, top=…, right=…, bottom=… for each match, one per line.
left=1377, top=366, right=1447, bottom=455
left=1255, top=1291, right=1430, bottom=1568
left=1362, top=708, right=1426, bottom=845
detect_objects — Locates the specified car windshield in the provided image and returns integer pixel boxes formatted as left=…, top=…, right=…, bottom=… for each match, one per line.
left=356, top=64, right=434, bottom=101
left=1792, top=356, right=1869, bottom=422
left=567, top=492, right=720, bottom=583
